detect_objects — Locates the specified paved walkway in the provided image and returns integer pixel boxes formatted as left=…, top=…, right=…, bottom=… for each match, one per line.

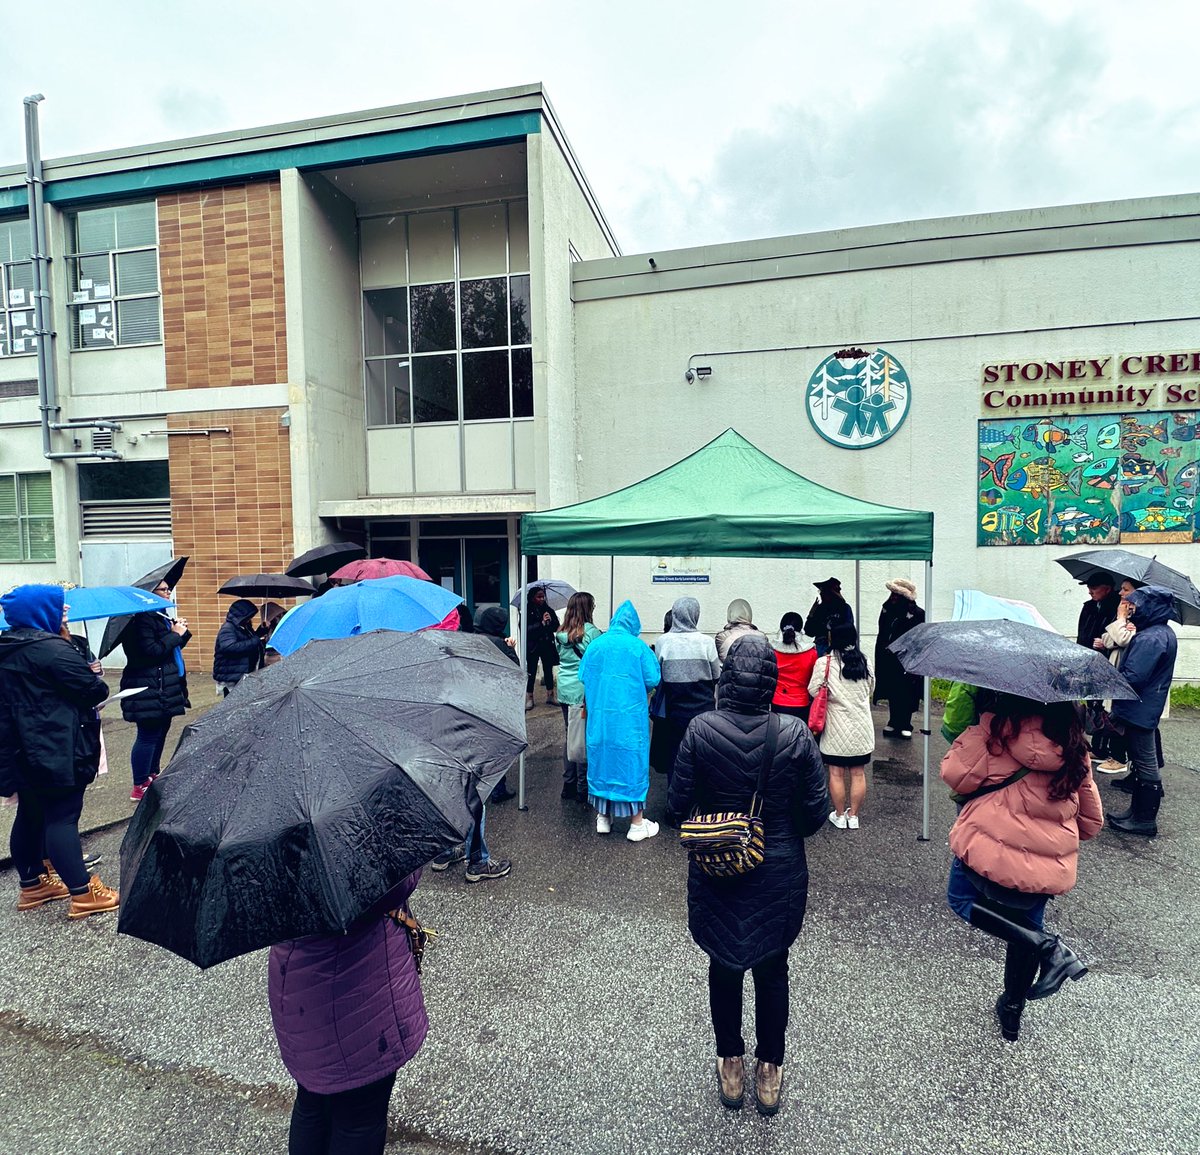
left=1, top=701, right=1198, bottom=1154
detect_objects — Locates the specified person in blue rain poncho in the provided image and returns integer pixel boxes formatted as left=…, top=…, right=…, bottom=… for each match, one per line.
left=579, top=600, right=662, bottom=843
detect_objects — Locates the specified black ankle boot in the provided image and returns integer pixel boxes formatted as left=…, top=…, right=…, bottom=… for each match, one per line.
left=1108, top=779, right=1162, bottom=837
left=995, top=992, right=1024, bottom=1041
left=970, top=902, right=1087, bottom=1001
left=1027, top=937, right=1088, bottom=999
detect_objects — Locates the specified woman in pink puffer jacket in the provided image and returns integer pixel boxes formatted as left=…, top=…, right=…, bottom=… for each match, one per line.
left=941, top=696, right=1102, bottom=1042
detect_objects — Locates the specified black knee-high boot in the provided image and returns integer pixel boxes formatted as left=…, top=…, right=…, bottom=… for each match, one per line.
left=1108, top=779, right=1163, bottom=837
left=996, top=943, right=1040, bottom=1041
left=969, top=902, right=1087, bottom=1000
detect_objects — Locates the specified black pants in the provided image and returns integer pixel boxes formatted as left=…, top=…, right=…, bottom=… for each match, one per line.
left=1123, top=722, right=1163, bottom=784
left=886, top=681, right=919, bottom=731
left=708, top=950, right=790, bottom=1065
left=772, top=703, right=810, bottom=725
left=9, top=789, right=90, bottom=891
left=525, top=645, right=556, bottom=693
left=288, top=1073, right=397, bottom=1155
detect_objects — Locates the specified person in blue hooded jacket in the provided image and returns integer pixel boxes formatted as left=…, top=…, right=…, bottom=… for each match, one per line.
left=579, top=600, right=662, bottom=842
left=1107, top=584, right=1177, bottom=837
left=0, top=584, right=120, bottom=919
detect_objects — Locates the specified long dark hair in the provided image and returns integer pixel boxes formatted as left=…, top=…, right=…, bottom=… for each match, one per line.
left=779, top=611, right=804, bottom=646
left=986, top=696, right=1090, bottom=801
left=831, top=624, right=869, bottom=680
left=562, top=592, right=595, bottom=643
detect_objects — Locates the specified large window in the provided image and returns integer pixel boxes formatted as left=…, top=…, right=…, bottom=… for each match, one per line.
left=362, top=201, right=532, bottom=427
left=0, top=472, right=55, bottom=561
left=66, top=202, right=161, bottom=349
left=0, top=218, right=36, bottom=358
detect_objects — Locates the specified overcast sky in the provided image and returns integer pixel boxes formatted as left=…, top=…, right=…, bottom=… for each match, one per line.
left=3, top=1, right=1198, bottom=254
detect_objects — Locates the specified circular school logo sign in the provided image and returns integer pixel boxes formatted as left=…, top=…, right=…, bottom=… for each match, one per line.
left=804, top=347, right=912, bottom=450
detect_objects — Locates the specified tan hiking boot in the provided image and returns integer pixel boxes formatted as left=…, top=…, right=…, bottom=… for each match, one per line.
left=716, top=1056, right=744, bottom=1109
left=17, top=874, right=71, bottom=911
left=67, top=876, right=120, bottom=920
left=755, top=1060, right=783, bottom=1116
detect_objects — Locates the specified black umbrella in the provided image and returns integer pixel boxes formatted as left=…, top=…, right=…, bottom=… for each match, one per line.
left=286, top=542, right=366, bottom=579
left=218, top=574, right=316, bottom=600
left=99, top=556, right=189, bottom=658
left=1055, top=548, right=1200, bottom=626
left=888, top=620, right=1138, bottom=704
left=117, top=630, right=527, bottom=969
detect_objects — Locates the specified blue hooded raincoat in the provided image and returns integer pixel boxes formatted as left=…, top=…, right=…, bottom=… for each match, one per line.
left=579, top=600, right=661, bottom=804
left=1110, top=584, right=1178, bottom=730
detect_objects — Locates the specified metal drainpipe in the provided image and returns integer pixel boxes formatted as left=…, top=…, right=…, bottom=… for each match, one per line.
left=24, top=94, right=59, bottom=459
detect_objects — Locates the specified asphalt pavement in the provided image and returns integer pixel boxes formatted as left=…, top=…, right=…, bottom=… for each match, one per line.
left=1, top=697, right=1198, bottom=1155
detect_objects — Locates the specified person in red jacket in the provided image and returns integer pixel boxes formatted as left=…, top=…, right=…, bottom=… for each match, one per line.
left=771, top=611, right=817, bottom=724
left=941, top=695, right=1102, bottom=1042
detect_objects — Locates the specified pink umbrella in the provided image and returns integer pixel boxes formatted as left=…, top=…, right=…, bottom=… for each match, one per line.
left=330, top=557, right=432, bottom=583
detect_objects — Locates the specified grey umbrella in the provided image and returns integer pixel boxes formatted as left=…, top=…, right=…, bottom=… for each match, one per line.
left=1055, top=548, right=1200, bottom=626
left=98, top=556, right=189, bottom=658
left=888, top=619, right=1138, bottom=704
left=117, top=630, right=527, bottom=969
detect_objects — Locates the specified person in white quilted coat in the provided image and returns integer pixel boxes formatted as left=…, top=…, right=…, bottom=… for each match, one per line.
left=808, top=623, right=875, bottom=829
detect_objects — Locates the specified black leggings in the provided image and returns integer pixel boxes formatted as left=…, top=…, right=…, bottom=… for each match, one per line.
left=288, top=1073, right=397, bottom=1155
left=9, top=789, right=90, bottom=892
left=708, top=951, right=790, bottom=1065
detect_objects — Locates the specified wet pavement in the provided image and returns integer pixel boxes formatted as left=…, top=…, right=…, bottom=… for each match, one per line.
left=2, top=698, right=1198, bottom=1154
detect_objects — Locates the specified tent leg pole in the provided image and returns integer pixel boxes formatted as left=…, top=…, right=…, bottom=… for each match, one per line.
left=920, top=559, right=933, bottom=842
left=519, top=553, right=528, bottom=812
left=854, top=560, right=861, bottom=637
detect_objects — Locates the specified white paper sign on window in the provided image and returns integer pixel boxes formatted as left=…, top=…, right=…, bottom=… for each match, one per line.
left=7, top=289, right=25, bottom=306
left=12, top=339, right=25, bottom=352
left=80, top=279, right=93, bottom=289
left=80, top=309, right=97, bottom=325
left=91, top=328, right=108, bottom=340
left=93, top=284, right=111, bottom=298
left=72, top=291, right=90, bottom=304
left=11, top=312, right=28, bottom=327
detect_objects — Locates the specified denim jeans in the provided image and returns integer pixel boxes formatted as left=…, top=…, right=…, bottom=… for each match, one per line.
left=1122, top=722, right=1162, bottom=783
left=708, top=950, right=790, bottom=1065
left=131, top=720, right=172, bottom=786
left=9, top=789, right=90, bottom=891
left=466, top=808, right=490, bottom=866
left=287, top=1072, right=396, bottom=1155
left=947, top=856, right=1047, bottom=929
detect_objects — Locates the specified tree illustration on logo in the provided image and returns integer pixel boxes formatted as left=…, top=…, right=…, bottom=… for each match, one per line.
left=805, top=347, right=911, bottom=450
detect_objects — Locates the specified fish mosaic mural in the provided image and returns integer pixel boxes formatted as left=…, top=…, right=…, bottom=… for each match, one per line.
left=981, top=410, right=1200, bottom=546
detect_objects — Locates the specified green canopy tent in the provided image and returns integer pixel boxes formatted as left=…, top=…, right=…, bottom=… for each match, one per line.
left=517, top=429, right=938, bottom=837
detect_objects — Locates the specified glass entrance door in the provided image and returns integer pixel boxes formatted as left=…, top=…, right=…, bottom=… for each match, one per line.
left=418, top=540, right=462, bottom=598
left=465, top=539, right=507, bottom=619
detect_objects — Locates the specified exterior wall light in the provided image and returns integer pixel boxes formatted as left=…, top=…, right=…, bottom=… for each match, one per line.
left=685, top=365, right=713, bottom=383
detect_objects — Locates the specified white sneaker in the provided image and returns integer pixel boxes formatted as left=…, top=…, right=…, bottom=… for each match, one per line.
left=627, top=819, right=660, bottom=842
left=596, top=813, right=612, bottom=834
left=846, top=813, right=860, bottom=829
left=900, top=729, right=913, bottom=739
left=828, top=810, right=848, bottom=830
left=1095, top=758, right=1129, bottom=774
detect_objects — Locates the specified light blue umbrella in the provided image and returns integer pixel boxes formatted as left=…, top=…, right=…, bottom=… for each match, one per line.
left=267, top=575, right=463, bottom=656
left=952, top=590, right=1058, bottom=633
left=0, top=585, right=173, bottom=630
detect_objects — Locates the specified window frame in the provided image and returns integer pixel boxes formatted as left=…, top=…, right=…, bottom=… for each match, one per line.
left=362, top=199, right=533, bottom=431
left=0, top=471, right=56, bottom=563
left=0, top=218, right=37, bottom=359
left=65, top=202, right=162, bottom=351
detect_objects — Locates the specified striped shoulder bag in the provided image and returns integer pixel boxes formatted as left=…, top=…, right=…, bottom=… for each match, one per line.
left=679, top=712, right=780, bottom=878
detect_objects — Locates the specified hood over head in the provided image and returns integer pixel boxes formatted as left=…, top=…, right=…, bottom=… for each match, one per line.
left=716, top=633, right=777, bottom=714
left=610, top=599, right=642, bottom=636
left=1127, top=585, right=1176, bottom=628
left=669, top=597, right=700, bottom=632
left=0, top=584, right=64, bottom=634
left=225, top=599, right=258, bottom=626
left=475, top=605, right=510, bottom=638
left=725, top=598, right=753, bottom=625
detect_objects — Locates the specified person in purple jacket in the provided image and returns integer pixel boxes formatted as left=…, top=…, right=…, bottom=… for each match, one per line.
left=269, top=870, right=429, bottom=1155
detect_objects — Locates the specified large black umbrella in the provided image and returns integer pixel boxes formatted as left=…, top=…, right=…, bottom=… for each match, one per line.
left=99, top=556, right=189, bottom=658
left=286, top=542, right=366, bottom=579
left=1055, top=548, right=1200, bottom=626
left=218, top=574, right=316, bottom=600
left=889, top=620, right=1138, bottom=704
left=117, top=630, right=527, bottom=969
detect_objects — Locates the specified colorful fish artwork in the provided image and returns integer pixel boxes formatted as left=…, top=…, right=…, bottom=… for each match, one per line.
left=1096, top=421, right=1122, bottom=450
left=979, top=452, right=1015, bottom=487
left=1170, top=414, right=1200, bottom=442
left=979, top=426, right=1017, bottom=447
left=1072, top=451, right=1094, bottom=463
left=1177, top=461, right=1199, bottom=494
left=1120, top=416, right=1170, bottom=451
left=1130, top=502, right=1190, bottom=532
left=1159, top=446, right=1182, bottom=458
left=1006, top=456, right=1080, bottom=500
left=980, top=487, right=1004, bottom=506
left=1120, top=453, right=1169, bottom=496
left=1081, top=456, right=1119, bottom=489
left=981, top=506, right=1044, bottom=535
left=1023, top=421, right=1088, bottom=453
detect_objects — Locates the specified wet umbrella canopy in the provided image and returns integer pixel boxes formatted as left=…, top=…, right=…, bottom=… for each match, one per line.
left=1056, top=548, right=1200, bottom=626
left=511, top=579, right=576, bottom=611
left=218, top=574, right=316, bottom=600
left=331, top=557, right=432, bottom=583
left=888, top=619, right=1138, bottom=705
left=98, top=556, right=189, bottom=658
left=286, top=542, right=366, bottom=579
left=118, top=630, right=527, bottom=968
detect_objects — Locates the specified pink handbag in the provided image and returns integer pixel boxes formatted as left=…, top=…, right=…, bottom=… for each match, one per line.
left=807, top=654, right=833, bottom=735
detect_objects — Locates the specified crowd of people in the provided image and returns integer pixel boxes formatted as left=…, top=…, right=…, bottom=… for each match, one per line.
left=0, top=563, right=1185, bottom=1143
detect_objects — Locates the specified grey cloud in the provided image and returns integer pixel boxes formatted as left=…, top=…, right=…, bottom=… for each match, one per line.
left=616, top=9, right=1200, bottom=251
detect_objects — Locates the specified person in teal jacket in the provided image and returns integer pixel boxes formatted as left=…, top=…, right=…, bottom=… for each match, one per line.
left=579, top=600, right=661, bottom=842
left=554, top=592, right=602, bottom=802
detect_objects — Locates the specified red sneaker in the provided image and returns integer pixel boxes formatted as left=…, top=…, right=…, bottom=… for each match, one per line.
left=130, top=781, right=149, bottom=802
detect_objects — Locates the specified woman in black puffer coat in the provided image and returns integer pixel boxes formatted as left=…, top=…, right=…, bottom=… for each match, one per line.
left=668, top=634, right=828, bottom=1117
left=120, top=586, right=191, bottom=800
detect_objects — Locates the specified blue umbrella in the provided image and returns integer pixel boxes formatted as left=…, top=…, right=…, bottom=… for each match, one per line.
left=0, top=585, right=173, bottom=629
left=952, top=590, right=1058, bottom=633
left=267, top=575, right=463, bottom=656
